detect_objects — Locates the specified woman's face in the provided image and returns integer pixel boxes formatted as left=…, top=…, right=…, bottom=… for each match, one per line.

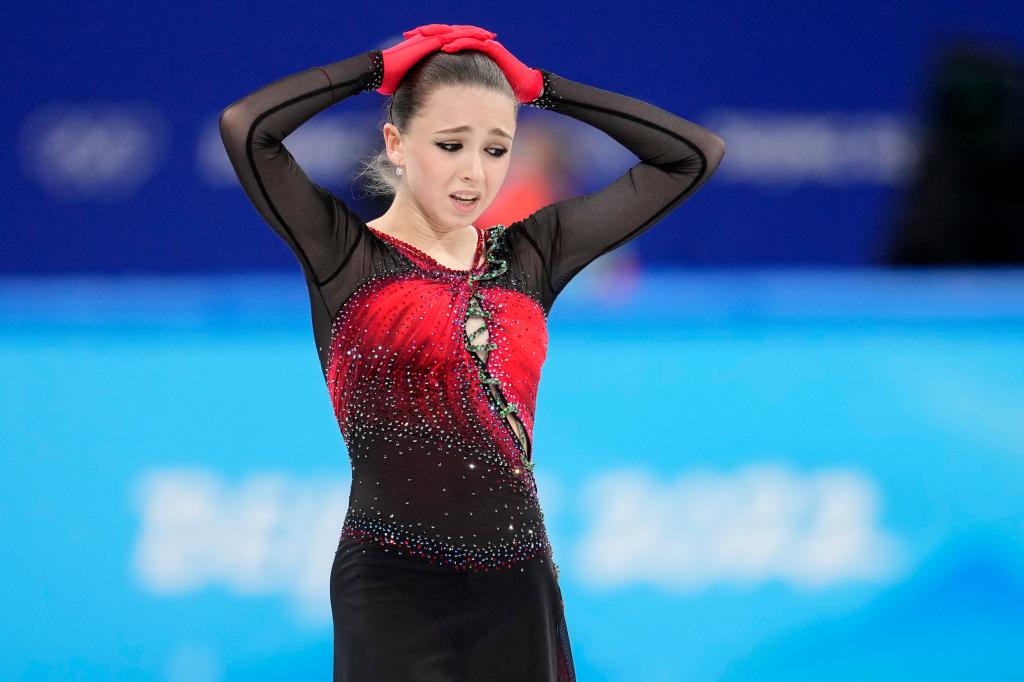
left=386, top=84, right=516, bottom=229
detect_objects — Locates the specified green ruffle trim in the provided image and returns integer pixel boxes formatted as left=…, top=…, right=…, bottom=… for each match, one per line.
left=464, top=225, right=534, bottom=473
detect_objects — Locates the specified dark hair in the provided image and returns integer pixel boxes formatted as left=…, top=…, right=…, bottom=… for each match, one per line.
left=355, top=50, right=518, bottom=199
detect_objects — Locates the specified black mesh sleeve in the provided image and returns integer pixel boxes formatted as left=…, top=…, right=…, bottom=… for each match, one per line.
left=508, top=68, right=726, bottom=310
left=218, top=49, right=384, bottom=287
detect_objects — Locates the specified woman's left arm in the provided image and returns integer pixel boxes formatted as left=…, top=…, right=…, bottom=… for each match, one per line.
left=513, top=69, right=726, bottom=300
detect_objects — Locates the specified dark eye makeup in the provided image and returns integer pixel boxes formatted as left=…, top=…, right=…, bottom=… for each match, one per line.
left=436, top=142, right=508, bottom=158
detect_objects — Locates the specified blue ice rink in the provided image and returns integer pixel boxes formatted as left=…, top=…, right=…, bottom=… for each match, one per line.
left=3, top=268, right=1023, bottom=681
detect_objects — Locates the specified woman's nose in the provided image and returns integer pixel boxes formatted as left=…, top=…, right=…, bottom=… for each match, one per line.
left=462, top=152, right=485, bottom=181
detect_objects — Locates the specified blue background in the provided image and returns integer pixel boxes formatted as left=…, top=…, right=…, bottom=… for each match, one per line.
left=5, top=2, right=1022, bottom=273
left=5, top=271, right=1024, bottom=680
left=4, top=2, right=1024, bottom=680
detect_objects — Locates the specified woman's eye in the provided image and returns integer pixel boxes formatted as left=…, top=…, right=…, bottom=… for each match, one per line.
left=436, top=142, right=508, bottom=158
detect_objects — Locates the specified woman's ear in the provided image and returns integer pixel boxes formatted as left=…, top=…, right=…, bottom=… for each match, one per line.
left=383, top=123, right=404, bottom=168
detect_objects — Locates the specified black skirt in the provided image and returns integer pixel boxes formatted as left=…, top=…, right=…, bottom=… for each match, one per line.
left=330, top=535, right=576, bottom=681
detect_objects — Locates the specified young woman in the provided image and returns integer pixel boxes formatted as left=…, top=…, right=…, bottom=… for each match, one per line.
left=220, top=23, right=724, bottom=682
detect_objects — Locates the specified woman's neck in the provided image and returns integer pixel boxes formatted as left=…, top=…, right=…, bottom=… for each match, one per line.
left=367, top=200, right=479, bottom=270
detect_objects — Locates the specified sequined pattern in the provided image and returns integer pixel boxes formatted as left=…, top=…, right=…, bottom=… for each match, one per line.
left=361, top=49, right=384, bottom=92
left=465, top=224, right=535, bottom=474
left=326, top=223, right=554, bottom=573
left=527, top=69, right=558, bottom=109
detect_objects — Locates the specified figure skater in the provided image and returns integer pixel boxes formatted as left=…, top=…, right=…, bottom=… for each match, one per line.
left=219, top=22, right=725, bottom=681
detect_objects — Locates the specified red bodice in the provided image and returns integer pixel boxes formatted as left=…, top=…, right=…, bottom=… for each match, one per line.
left=325, top=224, right=552, bottom=571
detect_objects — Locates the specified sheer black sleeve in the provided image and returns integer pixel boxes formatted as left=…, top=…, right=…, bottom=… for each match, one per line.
left=218, top=50, right=384, bottom=287
left=508, top=69, right=726, bottom=311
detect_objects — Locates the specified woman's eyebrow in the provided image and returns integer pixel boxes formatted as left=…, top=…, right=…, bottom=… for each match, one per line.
left=433, top=125, right=513, bottom=140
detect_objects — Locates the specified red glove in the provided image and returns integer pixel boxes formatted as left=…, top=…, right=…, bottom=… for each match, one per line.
left=440, top=37, right=543, bottom=103
left=377, top=24, right=498, bottom=96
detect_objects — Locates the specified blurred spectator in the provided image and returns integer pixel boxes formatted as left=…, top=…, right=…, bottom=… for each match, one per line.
left=475, top=120, right=575, bottom=228
left=886, top=39, right=1024, bottom=264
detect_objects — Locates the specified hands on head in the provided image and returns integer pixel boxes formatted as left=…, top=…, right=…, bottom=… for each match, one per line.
left=400, top=24, right=496, bottom=40
left=377, top=24, right=543, bottom=104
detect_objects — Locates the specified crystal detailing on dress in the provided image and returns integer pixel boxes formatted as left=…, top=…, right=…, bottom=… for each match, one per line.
left=340, top=507, right=552, bottom=572
left=465, top=225, right=534, bottom=474
left=326, top=222, right=552, bottom=572
left=362, top=49, right=385, bottom=92
left=365, top=223, right=484, bottom=274
left=526, top=69, right=557, bottom=110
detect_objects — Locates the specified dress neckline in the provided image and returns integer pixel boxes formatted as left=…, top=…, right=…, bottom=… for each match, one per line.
left=365, top=223, right=487, bottom=274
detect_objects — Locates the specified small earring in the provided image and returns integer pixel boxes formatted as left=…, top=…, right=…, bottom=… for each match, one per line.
left=395, top=166, right=404, bottom=176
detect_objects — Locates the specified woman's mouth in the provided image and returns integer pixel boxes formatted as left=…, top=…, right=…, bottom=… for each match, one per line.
left=449, top=192, right=480, bottom=212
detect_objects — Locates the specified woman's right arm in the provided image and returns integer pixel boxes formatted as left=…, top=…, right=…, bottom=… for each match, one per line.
left=218, top=50, right=384, bottom=286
